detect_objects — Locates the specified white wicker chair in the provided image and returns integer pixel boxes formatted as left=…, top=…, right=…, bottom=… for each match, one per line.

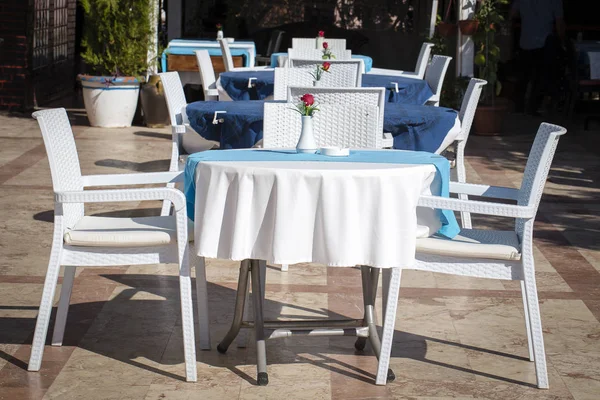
left=368, top=42, right=434, bottom=79
left=218, top=39, right=267, bottom=72
left=287, top=47, right=352, bottom=61
left=287, top=59, right=363, bottom=86
left=158, top=72, right=218, bottom=180
left=424, top=55, right=452, bottom=106
left=378, top=122, right=567, bottom=389
left=194, top=50, right=219, bottom=101
left=273, top=67, right=359, bottom=100
left=292, top=37, right=347, bottom=52
left=27, top=108, right=213, bottom=382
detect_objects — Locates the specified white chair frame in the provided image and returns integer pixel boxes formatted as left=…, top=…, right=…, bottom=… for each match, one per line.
left=273, top=67, right=359, bottom=100
left=287, top=47, right=352, bottom=61
left=379, top=122, right=567, bottom=389
left=27, top=108, right=213, bottom=382
left=292, top=37, right=347, bottom=52
left=368, top=42, right=434, bottom=80
left=425, top=55, right=452, bottom=106
left=194, top=50, right=219, bottom=101
left=287, top=59, right=363, bottom=86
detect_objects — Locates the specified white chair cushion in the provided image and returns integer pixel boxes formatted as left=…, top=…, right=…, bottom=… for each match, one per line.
left=64, top=216, right=193, bottom=247
left=416, top=229, right=521, bottom=261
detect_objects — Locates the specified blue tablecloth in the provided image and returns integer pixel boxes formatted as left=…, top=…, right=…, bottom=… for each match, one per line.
left=220, top=71, right=275, bottom=101
left=186, top=101, right=457, bottom=152
left=161, top=39, right=256, bottom=71
left=218, top=70, right=431, bottom=105
left=361, top=74, right=433, bottom=105
left=185, top=149, right=460, bottom=238
left=269, top=53, right=373, bottom=73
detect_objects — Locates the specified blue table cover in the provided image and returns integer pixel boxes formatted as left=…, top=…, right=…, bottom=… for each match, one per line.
left=269, top=53, right=373, bottom=73
left=184, top=149, right=460, bottom=238
left=361, top=74, right=433, bottom=105
left=186, top=101, right=457, bottom=152
left=218, top=70, right=431, bottom=105
left=161, top=40, right=256, bottom=71
left=220, top=71, right=275, bottom=101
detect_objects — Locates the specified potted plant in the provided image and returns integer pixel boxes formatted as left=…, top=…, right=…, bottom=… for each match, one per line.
left=78, top=0, right=153, bottom=128
left=472, top=0, right=509, bottom=135
left=437, top=1, right=457, bottom=38
left=459, top=0, right=480, bottom=35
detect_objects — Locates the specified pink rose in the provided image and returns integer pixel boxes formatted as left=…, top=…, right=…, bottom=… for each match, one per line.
left=300, top=93, right=315, bottom=106
left=318, top=31, right=325, bottom=37
left=322, top=62, right=331, bottom=71
left=323, top=42, right=328, bottom=49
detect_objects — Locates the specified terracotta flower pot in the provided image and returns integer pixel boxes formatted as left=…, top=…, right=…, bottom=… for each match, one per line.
left=473, top=98, right=510, bottom=136
left=437, top=22, right=458, bottom=37
left=459, top=20, right=480, bottom=35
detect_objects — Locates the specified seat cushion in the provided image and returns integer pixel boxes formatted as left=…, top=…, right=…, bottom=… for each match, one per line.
left=64, top=216, right=192, bottom=247
left=416, top=229, right=521, bottom=261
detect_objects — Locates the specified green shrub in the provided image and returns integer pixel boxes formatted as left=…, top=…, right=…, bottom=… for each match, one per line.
left=80, top=0, right=152, bottom=77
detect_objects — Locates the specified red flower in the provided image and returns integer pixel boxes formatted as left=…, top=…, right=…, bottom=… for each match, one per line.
left=323, top=42, right=328, bottom=49
left=300, top=94, right=315, bottom=106
left=322, top=62, right=331, bottom=71
left=318, top=30, right=325, bottom=37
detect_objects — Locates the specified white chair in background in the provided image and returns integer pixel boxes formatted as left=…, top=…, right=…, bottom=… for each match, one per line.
left=287, top=47, right=352, bottom=61
left=194, top=50, right=219, bottom=101
left=379, top=122, right=567, bottom=389
left=292, top=37, right=347, bottom=52
left=273, top=67, right=358, bottom=100
left=424, top=55, right=452, bottom=106
left=27, top=108, right=212, bottom=382
left=369, top=42, right=434, bottom=79
left=219, top=39, right=268, bottom=72
left=287, top=59, right=363, bottom=85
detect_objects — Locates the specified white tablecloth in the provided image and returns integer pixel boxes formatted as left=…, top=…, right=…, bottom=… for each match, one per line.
left=193, top=160, right=442, bottom=268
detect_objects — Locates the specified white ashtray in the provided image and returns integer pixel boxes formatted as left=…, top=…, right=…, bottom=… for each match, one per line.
left=320, top=147, right=349, bottom=156
left=225, top=37, right=235, bottom=43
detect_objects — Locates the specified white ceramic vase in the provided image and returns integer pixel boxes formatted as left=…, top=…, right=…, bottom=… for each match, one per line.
left=296, top=116, right=318, bottom=154
left=217, top=30, right=224, bottom=40
left=316, top=37, right=325, bottom=50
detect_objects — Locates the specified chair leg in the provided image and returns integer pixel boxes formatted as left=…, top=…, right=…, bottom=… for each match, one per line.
left=51, top=266, right=76, bottom=346
left=281, top=264, right=289, bottom=272
left=250, top=260, right=268, bottom=386
left=381, top=268, right=391, bottom=323
left=520, top=280, right=535, bottom=362
left=522, top=263, right=549, bottom=388
left=459, top=194, right=472, bottom=229
left=375, top=268, right=402, bottom=385
left=179, top=245, right=197, bottom=382
left=193, top=251, right=211, bottom=350
left=28, top=245, right=62, bottom=371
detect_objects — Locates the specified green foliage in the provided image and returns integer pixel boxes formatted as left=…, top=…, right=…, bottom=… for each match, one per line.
left=427, top=16, right=448, bottom=56
left=80, top=0, right=153, bottom=77
left=472, top=0, right=509, bottom=103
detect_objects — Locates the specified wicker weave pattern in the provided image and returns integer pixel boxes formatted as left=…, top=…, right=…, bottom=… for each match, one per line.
left=292, top=38, right=347, bottom=52
left=274, top=68, right=359, bottom=100
left=287, top=87, right=386, bottom=135
left=424, top=55, right=452, bottom=106
left=288, top=47, right=352, bottom=61
left=376, top=267, right=402, bottom=385
left=287, top=59, right=362, bottom=86
left=263, top=103, right=380, bottom=148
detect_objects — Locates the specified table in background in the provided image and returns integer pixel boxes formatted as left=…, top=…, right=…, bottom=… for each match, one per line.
left=185, top=101, right=460, bottom=151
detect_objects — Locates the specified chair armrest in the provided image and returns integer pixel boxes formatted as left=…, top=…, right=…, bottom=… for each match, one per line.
left=172, top=124, right=187, bottom=135
left=418, top=195, right=535, bottom=218
left=82, top=171, right=184, bottom=187
left=449, top=182, right=520, bottom=200
left=382, top=132, right=394, bottom=148
left=55, top=187, right=186, bottom=211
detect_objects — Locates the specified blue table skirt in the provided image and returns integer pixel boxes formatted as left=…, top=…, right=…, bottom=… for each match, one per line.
left=186, top=101, right=457, bottom=152
left=269, top=53, right=373, bottom=72
left=219, top=70, right=432, bottom=104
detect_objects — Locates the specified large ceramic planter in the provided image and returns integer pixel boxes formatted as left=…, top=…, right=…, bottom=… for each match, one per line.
left=79, top=75, right=141, bottom=128
left=459, top=20, right=480, bottom=35
left=473, top=98, right=510, bottom=136
left=437, top=22, right=457, bottom=37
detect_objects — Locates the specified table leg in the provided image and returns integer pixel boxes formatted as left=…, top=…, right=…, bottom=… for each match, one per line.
left=217, top=260, right=250, bottom=353
left=250, top=259, right=269, bottom=385
left=355, top=266, right=379, bottom=351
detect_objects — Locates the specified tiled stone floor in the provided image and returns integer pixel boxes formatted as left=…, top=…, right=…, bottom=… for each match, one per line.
left=0, top=107, right=599, bottom=399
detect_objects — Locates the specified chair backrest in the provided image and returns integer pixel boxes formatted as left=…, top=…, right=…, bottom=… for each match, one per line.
left=32, top=108, right=84, bottom=227
left=288, top=47, right=352, bottom=61
left=194, top=50, right=217, bottom=95
left=287, top=59, right=363, bottom=86
left=414, top=42, right=435, bottom=79
left=273, top=68, right=317, bottom=100
left=292, top=38, right=347, bottom=52
left=516, top=123, right=566, bottom=213
left=263, top=103, right=381, bottom=148
left=424, top=55, right=452, bottom=104
left=457, top=78, right=487, bottom=141
left=266, top=30, right=285, bottom=56
left=287, top=86, right=386, bottom=135
left=158, top=71, right=187, bottom=126
left=218, top=39, right=234, bottom=72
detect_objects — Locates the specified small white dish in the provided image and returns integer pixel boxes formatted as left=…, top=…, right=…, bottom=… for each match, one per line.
left=320, top=147, right=349, bottom=157
left=226, top=37, right=235, bottom=43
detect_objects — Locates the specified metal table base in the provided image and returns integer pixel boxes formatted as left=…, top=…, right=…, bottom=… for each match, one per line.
left=216, top=259, right=396, bottom=386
